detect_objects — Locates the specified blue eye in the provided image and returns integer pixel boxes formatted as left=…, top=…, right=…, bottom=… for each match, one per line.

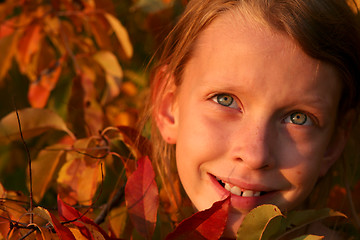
left=212, top=94, right=239, bottom=109
left=284, top=112, right=312, bottom=125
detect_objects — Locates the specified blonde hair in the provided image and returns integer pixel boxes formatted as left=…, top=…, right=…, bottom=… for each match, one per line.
left=141, top=0, right=360, bottom=222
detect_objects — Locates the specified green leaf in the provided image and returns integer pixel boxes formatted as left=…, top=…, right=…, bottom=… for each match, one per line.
left=0, top=108, right=75, bottom=144
left=286, top=208, right=346, bottom=228
left=237, top=204, right=283, bottom=240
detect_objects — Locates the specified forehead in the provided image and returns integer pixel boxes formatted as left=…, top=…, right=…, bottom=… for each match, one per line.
left=180, top=11, right=341, bottom=114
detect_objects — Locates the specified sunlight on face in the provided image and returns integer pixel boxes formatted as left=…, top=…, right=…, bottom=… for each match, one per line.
left=167, top=12, right=343, bottom=237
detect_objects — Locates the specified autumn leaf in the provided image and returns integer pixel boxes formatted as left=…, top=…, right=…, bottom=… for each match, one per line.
left=0, top=19, right=15, bottom=39
left=347, top=0, right=360, bottom=13
left=28, top=58, right=63, bottom=108
left=291, top=235, right=324, bottom=240
left=93, top=51, right=123, bottom=104
left=57, top=196, right=111, bottom=240
left=125, top=156, right=159, bottom=239
left=0, top=108, right=75, bottom=144
left=0, top=31, right=19, bottom=81
left=16, top=22, right=43, bottom=73
left=165, top=196, right=230, bottom=240
left=31, top=144, right=68, bottom=203
left=237, top=204, right=283, bottom=240
left=116, top=126, right=152, bottom=159
left=57, top=150, right=103, bottom=206
left=104, top=13, right=133, bottom=59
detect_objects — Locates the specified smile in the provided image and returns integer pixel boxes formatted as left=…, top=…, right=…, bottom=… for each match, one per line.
left=216, top=177, right=266, bottom=197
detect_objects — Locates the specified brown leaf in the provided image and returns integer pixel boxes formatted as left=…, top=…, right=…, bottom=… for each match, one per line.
left=88, top=13, right=112, bottom=50
left=0, top=108, right=75, bottom=144
left=125, top=156, right=159, bottom=239
left=0, top=31, right=19, bottom=81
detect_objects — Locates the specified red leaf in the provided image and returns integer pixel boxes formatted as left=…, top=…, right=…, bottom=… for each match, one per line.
left=117, top=126, right=152, bottom=158
left=57, top=196, right=111, bottom=240
left=48, top=211, right=76, bottom=240
left=0, top=19, right=15, bottom=39
left=125, top=156, right=159, bottom=239
left=165, top=196, right=231, bottom=240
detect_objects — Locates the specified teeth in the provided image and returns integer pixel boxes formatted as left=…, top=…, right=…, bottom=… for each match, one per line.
left=223, top=182, right=261, bottom=197
left=242, top=190, right=254, bottom=197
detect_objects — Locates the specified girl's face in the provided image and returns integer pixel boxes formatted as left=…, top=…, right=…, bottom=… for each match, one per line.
left=157, top=13, right=346, bottom=237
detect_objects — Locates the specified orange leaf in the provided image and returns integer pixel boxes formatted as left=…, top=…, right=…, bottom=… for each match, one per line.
left=28, top=83, right=51, bottom=108
left=125, top=156, right=159, bottom=239
left=28, top=59, right=63, bottom=108
left=16, top=23, right=43, bottom=73
left=165, top=196, right=230, bottom=240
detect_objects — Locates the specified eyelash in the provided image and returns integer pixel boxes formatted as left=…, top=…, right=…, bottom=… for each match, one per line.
left=210, top=93, right=317, bottom=126
left=283, top=112, right=314, bottom=126
left=211, top=93, right=240, bottom=110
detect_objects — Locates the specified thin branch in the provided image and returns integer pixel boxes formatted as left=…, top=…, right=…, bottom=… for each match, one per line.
left=94, top=184, right=125, bottom=225
left=13, top=100, right=34, bottom=224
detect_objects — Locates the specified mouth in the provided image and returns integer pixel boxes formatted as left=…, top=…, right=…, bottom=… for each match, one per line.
left=216, top=177, right=267, bottom=197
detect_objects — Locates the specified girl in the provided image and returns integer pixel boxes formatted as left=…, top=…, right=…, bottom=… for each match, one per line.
left=142, top=0, right=360, bottom=238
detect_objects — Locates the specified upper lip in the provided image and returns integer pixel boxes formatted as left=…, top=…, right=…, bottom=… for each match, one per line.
left=212, top=174, right=274, bottom=192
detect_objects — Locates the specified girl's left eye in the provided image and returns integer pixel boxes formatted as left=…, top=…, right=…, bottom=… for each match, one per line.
left=284, top=112, right=313, bottom=126
left=212, top=94, right=239, bottom=109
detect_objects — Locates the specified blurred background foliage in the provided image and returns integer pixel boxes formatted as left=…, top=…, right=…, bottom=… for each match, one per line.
left=0, top=0, right=186, bottom=207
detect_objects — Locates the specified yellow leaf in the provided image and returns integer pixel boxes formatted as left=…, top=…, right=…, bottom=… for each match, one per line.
left=104, top=13, right=133, bottom=59
left=93, top=51, right=123, bottom=103
left=69, top=227, right=89, bottom=240
left=31, top=144, right=67, bottom=202
left=57, top=155, right=103, bottom=205
left=0, top=108, right=75, bottom=144
left=109, top=205, right=132, bottom=239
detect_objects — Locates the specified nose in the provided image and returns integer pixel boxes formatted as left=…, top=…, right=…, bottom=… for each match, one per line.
left=231, top=118, right=275, bottom=170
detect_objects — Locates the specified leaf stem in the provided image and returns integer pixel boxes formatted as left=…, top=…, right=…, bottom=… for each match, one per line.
left=13, top=102, right=34, bottom=224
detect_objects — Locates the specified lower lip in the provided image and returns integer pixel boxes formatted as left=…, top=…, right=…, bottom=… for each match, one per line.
left=209, top=174, right=277, bottom=211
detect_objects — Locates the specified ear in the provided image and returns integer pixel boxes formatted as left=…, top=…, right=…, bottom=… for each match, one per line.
left=154, top=68, right=179, bottom=144
left=320, top=110, right=355, bottom=176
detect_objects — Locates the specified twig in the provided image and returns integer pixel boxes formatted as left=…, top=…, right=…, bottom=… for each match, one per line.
left=94, top=184, right=125, bottom=225
left=13, top=101, right=34, bottom=225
